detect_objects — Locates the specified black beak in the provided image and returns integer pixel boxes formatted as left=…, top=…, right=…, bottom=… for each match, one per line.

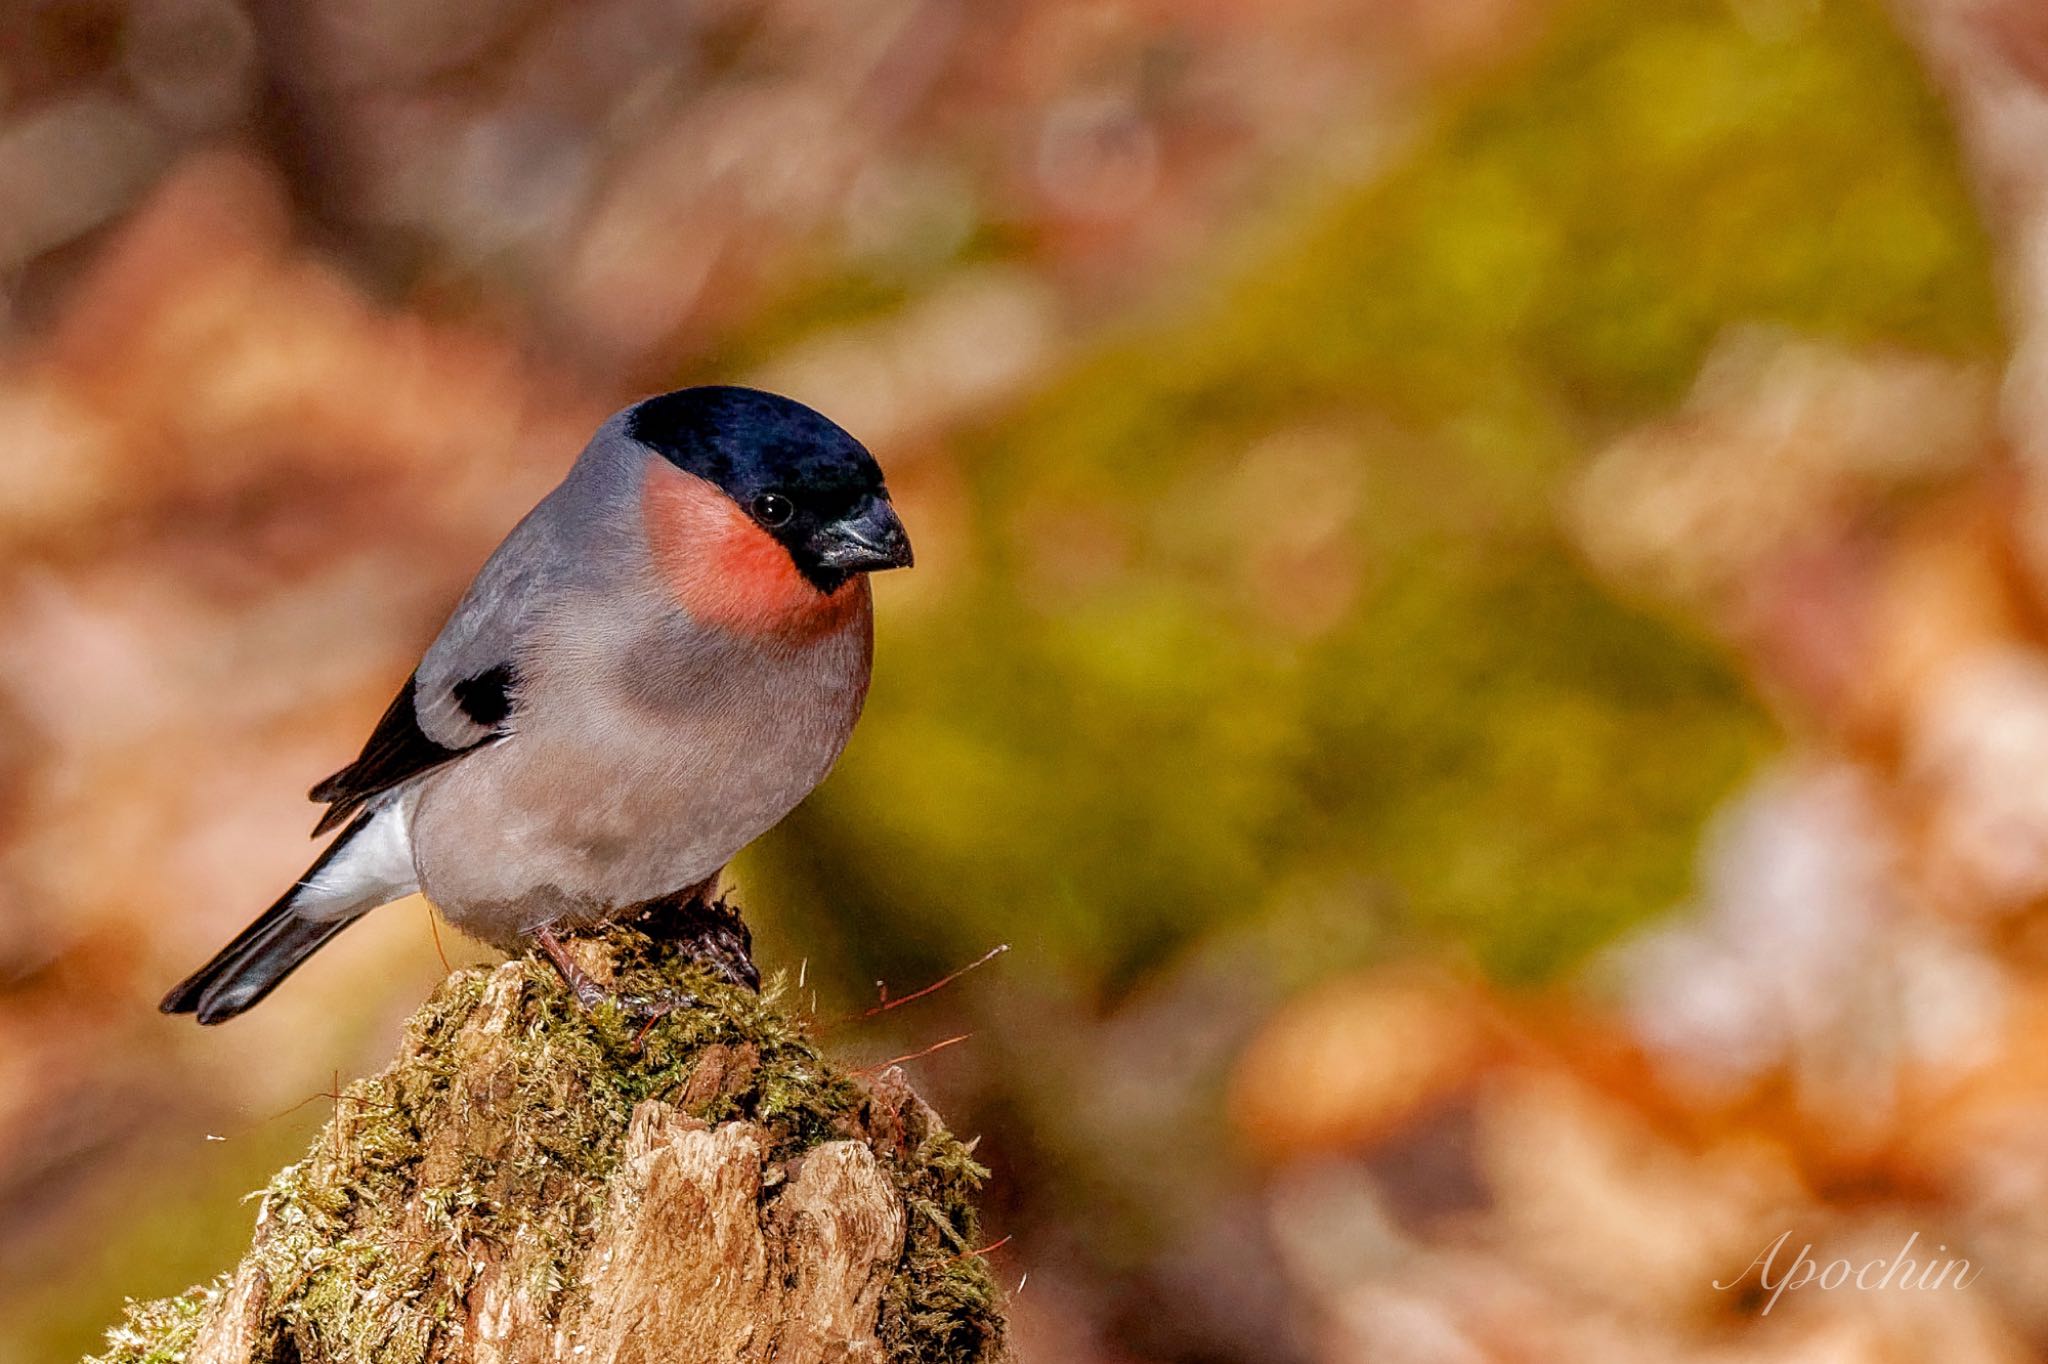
left=815, top=496, right=914, bottom=573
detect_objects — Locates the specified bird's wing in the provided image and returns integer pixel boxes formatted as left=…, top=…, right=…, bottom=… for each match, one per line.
left=308, top=497, right=575, bottom=835
left=306, top=663, right=519, bottom=834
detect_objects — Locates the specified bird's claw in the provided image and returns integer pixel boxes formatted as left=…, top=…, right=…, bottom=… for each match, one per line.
left=531, top=924, right=711, bottom=1028
left=627, top=890, right=761, bottom=993
left=533, top=925, right=615, bottom=1012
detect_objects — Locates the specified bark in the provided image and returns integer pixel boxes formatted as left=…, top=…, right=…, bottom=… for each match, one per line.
left=90, top=924, right=1006, bottom=1364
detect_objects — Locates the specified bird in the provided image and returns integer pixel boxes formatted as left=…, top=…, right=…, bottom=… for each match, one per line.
left=162, top=385, right=913, bottom=1024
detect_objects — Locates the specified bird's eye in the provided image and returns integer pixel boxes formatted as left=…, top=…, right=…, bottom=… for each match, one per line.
left=752, top=492, right=794, bottom=527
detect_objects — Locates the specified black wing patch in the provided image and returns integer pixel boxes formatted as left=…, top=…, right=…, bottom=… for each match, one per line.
left=452, top=663, right=518, bottom=728
left=308, top=666, right=517, bottom=835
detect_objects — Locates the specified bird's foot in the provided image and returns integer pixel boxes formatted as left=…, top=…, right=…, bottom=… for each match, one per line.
left=533, top=925, right=614, bottom=1012
left=530, top=889, right=758, bottom=1020
left=627, top=889, right=761, bottom=993
left=530, top=925, right=710, bottom=1024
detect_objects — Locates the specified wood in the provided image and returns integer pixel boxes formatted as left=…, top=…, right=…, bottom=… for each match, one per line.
left=91, top=928, right=1006, bottom=1364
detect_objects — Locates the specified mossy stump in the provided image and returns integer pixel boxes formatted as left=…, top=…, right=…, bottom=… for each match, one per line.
left=91, top=924, right=1007, bottom=1364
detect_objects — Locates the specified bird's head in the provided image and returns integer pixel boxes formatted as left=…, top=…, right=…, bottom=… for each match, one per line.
left=610, top=382, right=917, bottom=638
left=628, top=386, right=912, bottom=593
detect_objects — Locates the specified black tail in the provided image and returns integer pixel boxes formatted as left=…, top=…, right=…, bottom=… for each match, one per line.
left=161, top=816, right=371, bottom=1024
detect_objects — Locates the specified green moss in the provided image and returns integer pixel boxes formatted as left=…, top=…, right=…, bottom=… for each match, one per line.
left=88, top=922, right=1004, bottom=1364
left=89, top=1283, right=222, bottom=1364
left=879, top=1124, right=1006, bottom=1364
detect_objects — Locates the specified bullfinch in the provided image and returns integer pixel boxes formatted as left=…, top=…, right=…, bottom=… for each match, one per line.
left=162, top=386, right=912, bottom=1023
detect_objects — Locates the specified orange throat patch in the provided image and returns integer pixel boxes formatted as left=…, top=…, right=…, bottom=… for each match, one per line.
left=641, top=461, right=868, bottom=642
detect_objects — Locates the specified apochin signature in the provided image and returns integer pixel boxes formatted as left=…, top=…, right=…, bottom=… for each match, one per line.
left=1714, top=1231, right=1979, bottom=1315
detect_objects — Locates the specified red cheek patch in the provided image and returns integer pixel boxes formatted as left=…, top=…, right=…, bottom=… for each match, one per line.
left=641, top=462, right=865, bottom=641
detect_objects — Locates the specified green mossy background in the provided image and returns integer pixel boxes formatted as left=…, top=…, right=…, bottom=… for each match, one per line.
left=774, top=0, right=1996, bottom=995
left=751, top=0, right=1998, bottom=1337
left=91, top=928, right=1004, bottom=1364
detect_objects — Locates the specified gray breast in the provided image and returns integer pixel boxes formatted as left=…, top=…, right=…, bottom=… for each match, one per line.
left=407, top=589, right=873, bottom=945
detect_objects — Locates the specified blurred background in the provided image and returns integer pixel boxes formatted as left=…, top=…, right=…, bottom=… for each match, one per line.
left=9, top=0, right=2048, bottom=1359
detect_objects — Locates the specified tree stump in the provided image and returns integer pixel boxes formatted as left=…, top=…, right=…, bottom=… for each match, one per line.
left=89, top=923, right=1007, bottom=1364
